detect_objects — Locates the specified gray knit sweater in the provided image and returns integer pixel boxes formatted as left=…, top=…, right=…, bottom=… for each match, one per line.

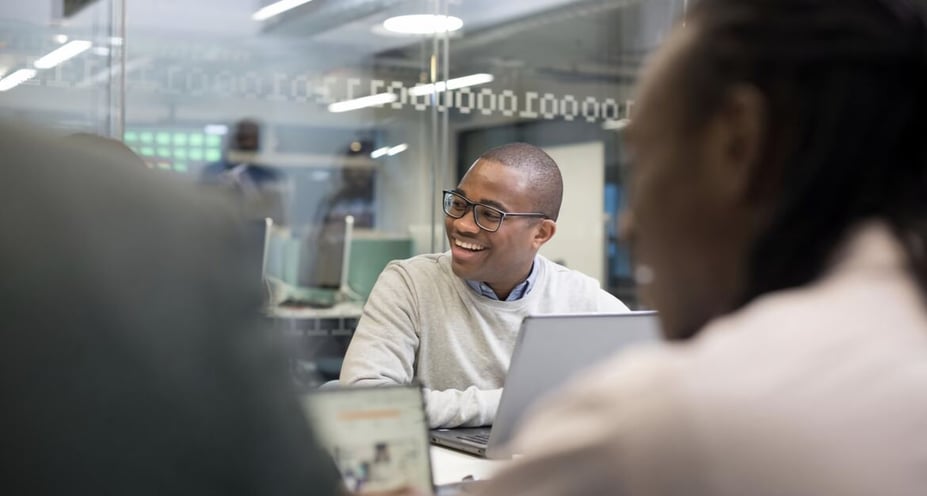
left=340, top=252, right=629, bottom=428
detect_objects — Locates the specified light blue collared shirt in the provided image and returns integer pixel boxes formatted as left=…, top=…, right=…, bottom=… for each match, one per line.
left=465, top=257, right=539, bottom=302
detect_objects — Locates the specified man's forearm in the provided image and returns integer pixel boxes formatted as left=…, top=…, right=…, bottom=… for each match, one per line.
left=424, top=387, right=503, bottom=428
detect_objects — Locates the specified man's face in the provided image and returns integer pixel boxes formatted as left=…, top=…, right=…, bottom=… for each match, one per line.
left=445, top=159, right=549, bottom=295
left=233, top=122, right=260, bottom=152
left=623, top=26, right=753, bottom=339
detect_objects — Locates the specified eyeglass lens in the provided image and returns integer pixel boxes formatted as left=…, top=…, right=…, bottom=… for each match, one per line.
left=443, top=192, right=503, bottom=231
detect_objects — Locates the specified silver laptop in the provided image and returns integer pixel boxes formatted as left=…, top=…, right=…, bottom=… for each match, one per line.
left=302, top=385, right=482, bottom=495
left=430, top=311, right=660, bottom=458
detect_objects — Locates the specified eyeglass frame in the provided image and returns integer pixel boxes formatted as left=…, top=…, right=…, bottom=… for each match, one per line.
left=442, top=190, right=550, bottom=232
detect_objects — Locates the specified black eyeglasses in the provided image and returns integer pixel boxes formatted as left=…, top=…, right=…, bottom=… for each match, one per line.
left=442, top=190, right=549, bottom=232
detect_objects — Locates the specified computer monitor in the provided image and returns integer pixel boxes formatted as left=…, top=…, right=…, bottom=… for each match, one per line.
left=273, top=215, right=356, bottom=307
left=300, top=216, right=348, bottom=290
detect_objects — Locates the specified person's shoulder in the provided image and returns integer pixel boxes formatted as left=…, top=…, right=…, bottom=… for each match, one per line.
left=571, top=343, right=683, bottom=396
left=201, top=160, right=227, bottom=174
left=199, top=160, right=229, bottom=182
left=386, top=252, right=450, bottom=274
left=516, top=343, right=689, bottom=447
left=537, top=255, right=600, bottom=286
left=372, top=253, right=455, bottom=297
left=249, top=163, right=285, bottom=181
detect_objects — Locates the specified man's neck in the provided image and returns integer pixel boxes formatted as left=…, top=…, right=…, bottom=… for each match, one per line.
left=487, top=283, right=515, bottom=301
left=466, top=258, right=539, bottom=302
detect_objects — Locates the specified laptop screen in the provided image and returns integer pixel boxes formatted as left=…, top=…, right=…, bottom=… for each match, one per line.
left=301, top=386, right=434, bottom=494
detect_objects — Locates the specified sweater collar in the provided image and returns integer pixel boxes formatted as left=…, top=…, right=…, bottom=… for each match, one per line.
left=465, top=257, right=540, bottom=301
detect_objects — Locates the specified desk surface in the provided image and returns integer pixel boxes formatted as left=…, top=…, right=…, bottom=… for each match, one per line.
left=430, top=445, right=509, bottom=486
left=267, top=300, right=364, bottom=319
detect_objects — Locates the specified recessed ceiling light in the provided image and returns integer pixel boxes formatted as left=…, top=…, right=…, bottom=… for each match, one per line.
left=382, top=15, right=463, bottom=35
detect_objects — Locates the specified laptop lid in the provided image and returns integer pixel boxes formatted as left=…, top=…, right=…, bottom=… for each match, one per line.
left=301, top=385, right=434, bottom=494
left=486, top=311, right=659, bottom=458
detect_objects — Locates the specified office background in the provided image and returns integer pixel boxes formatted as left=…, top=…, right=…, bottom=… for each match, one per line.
left=0, top=0, right=686, bottom=308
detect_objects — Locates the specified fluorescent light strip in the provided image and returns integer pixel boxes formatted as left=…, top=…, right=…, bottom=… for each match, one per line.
left=0, top=69, right=37, bottom=92
left=387, top=143, right=408, bottom=156
left=382, top=15, right=463, bottom=35
left=370, top=147, right=390, bottom=159
left=204, top=124, right=229, bottom=135
left=407, top=73, right=494, bottom=96
left=252, top=0, right=314, bottom=21
left=328, top=92, right=397, bottom=113
left=34, top=40, right=92, bottom=69
left=602, top=118, right=631, bottom=131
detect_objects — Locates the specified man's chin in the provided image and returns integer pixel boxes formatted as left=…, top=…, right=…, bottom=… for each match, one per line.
left=449, top=258, right=468, bottom=277
left=449, top=256, right=478, bottom=280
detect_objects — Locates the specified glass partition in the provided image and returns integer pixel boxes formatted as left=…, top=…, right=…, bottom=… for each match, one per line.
left=1, top=0, right=686, bottom=314
left=0, top=1, right=124, bottom=135
left=442, top=0, right=684, bottom=306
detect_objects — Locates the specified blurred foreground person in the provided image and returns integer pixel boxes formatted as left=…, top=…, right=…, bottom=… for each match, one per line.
left=484, top=0, right=927, bottom=495
left=0, top=123, right=339, bottom=495
left=65, top=132, right=149, bottom=169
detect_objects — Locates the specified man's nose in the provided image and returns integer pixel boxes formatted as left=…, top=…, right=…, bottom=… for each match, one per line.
left=454, top=209, right=482, bottom=234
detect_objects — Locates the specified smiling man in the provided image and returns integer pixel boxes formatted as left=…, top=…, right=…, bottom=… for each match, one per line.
left=340, top=142, right=628, bottom=428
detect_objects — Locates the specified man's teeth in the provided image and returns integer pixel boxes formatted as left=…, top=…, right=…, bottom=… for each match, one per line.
left=455, top=239, right=486, bottom=251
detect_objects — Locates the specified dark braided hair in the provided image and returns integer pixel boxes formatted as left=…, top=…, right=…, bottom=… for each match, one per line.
left=684, top=0, right=927, bottom=307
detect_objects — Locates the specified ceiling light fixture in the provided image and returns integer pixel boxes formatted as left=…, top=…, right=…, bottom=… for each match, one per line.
left=252, top=0, right=314, bottom=21
left=602, top=118, right=631, bottom=131
left=370, top=146, right=390, bottom=159
left=0, top=69, right=37, bottom=92
left=34, top=40, right=92, bottom=69
left=204, top=124, right=229, bottom=135
left=382, top=14, right=463, bottom=35
left=328, top=93, right=397, bottom=113
left=407, top=73, right=494, bottom=97
left=387, top=143, right=408, bottom=156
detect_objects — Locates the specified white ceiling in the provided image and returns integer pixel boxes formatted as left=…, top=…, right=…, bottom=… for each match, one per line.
left=2, top=0, right=621, bottom=73
left=0, top=0, right=681, bottom=128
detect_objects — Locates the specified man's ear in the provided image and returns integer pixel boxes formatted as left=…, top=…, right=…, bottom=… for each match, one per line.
left=532, top=219, right=557, bottom=249
left=705, top=83, right=767, bottom=204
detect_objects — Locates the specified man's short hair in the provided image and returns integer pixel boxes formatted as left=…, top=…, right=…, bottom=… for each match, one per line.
left=479, top=142, right=564, bottom=221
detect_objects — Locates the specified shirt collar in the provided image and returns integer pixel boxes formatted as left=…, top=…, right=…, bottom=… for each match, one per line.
left=465, top=257, right=539, bottom=301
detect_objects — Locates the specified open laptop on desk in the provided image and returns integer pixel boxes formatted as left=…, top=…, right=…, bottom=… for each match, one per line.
left=430, top=311, right=660, bottom=459
left=301, top=385, right=484, bottom=495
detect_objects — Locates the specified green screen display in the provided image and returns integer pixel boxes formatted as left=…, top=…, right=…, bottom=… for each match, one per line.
left=126, top=127, right=227, bottom=174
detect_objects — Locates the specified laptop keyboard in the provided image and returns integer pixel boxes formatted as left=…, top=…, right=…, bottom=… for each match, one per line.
left=457, top=432, right=490, bottom=445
